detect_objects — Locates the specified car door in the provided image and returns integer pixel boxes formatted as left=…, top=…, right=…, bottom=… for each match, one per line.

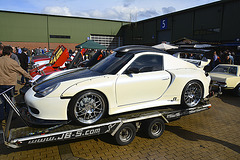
left=115, top=54, right=171, bottom=107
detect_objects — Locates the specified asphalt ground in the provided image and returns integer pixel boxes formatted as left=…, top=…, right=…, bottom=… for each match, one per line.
left=0, top=84, right=239, bottom=160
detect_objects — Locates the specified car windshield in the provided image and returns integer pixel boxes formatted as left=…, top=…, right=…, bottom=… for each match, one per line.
left=212, top=65, right=237, bottom=76
left=90, top=52, right=134, bottom=74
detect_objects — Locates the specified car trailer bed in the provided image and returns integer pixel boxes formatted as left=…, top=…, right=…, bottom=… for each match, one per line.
left=0, top=87, right=212, bottom=148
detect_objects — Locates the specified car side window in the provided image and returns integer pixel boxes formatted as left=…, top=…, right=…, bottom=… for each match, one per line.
left=127, top=54, right=163, bottom=73
left=229, top=67, right=237, bottom=75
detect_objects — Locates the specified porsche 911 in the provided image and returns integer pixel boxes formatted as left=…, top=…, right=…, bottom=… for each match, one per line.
left=25, top=45, right=211, bottom=125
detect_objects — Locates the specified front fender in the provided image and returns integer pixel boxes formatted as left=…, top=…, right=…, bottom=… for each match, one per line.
left=60, top=76, right=112, bottom=97
left=60, top=75, right=118, bottom=113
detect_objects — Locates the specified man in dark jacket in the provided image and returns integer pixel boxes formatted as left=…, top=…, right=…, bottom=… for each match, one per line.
left=19, top=48, right=29, bottom=85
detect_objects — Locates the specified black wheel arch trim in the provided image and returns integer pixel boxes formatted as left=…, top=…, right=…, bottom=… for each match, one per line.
left=185, top=79, right=205, bottom=94
left=60, top=96, right=73, bottom=99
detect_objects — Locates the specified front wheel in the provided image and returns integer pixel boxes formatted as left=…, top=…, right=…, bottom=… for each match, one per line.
left=234, top=84, right=240, bottom=97
left=68, top=90, right=107, bottom=125
left=181, top=81, right=203, bottom=108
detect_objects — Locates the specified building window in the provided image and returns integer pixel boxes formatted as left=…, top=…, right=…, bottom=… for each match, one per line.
left=90, top=35, right=122, bottom=50
left=50, top=35, right=71, bottom=39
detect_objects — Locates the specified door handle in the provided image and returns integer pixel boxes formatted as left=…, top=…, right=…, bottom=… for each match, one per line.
left=162, top=77, right=170, bottom=80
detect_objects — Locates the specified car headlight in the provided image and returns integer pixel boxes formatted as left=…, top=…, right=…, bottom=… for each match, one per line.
left=34, top=83, right=60, bottom=98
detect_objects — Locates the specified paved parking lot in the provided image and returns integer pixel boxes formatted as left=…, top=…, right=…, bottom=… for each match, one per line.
left=0, top=91, right=240, bottom=160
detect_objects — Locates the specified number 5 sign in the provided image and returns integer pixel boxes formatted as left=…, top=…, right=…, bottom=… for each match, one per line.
left=161, top=18, right=168, bottom=30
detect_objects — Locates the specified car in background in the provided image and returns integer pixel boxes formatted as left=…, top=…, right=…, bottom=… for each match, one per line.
left=31, top=55, right=51, bottom=68
left=24, top=45, right=211, bottom=126
left=29, top=45, right=70, bottom=77
left=30, top=50, right=55, bottom=68
left=210, top=64, right=240, bottom=96
left=20, top=48, right=105, bottom=95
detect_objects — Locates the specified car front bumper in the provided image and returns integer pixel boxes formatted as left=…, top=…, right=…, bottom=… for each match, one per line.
left=20, top=107, right=68, bottom=126
left=24, top=88, right=70, bottom=121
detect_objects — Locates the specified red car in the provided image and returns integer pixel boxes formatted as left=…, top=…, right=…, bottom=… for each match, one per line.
left=29, top=45, right=70, bottom=77
left=31, top=55, right=51, bottom=68
left=20, top=48, right=106, bottom=95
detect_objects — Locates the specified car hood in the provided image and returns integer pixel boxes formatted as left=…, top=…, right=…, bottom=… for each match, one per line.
left=33, top=58, right=50, bottom=62
left=210, top=72, right=235, bottom=82
left=33, top=69, right=103, bottom=92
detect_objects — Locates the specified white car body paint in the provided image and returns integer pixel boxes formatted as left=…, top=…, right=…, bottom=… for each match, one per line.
left=25, top=50, right=211, bottom=121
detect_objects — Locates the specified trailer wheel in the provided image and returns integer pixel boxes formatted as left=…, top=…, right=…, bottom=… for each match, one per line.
left=143, top=118, right=165, bottom=139
left=114, top=123, right=136, bottom=146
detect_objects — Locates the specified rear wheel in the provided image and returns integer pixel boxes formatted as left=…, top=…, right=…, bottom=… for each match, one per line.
left=181, top=81, right=203, bottom=108
left=142, top=118, right=165, bottom=139
left=114, top=123, right=136, bottom=146
left=69, top=90, right=107, bottom=125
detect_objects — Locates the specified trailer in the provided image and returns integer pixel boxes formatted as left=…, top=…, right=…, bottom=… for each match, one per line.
left=0, top=87, right=212, bottom=148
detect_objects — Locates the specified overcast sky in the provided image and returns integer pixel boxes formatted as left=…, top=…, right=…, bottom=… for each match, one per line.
left=0, top=0, right=220, bottom=21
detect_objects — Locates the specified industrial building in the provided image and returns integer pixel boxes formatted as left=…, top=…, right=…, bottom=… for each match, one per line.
left=123, top=0, right=240, bottom=46
left=0, top=10, right=127, bottom=50
left=0, top=0, right=239, bottom=50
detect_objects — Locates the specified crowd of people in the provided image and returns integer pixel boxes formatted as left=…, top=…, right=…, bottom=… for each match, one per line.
left=0, top=44, right=32, bottom=124
left=0, top=45, right=32, bottom=85
left=31, top=47, right=48, bottom=56
left=69, top=48, right=113, bottom=61
left=210, top=49, right=238, bottom=70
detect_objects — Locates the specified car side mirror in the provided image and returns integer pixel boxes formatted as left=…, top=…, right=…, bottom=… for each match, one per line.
left=125, top=67, right=139, bottom=74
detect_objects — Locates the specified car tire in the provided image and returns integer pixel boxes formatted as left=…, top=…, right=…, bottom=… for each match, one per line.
left=68, top=90, right=107, bottom=125
left=234, top=84, right=240, bottom=97
left=114, top=123, right=136, bottom=146
left=142, top=118, right=165, bottom=139
left=181, top=80, right=203, bottom=108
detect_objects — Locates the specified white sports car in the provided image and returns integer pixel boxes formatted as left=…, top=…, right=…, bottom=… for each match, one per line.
left=25, top=45, right=211, bottom=125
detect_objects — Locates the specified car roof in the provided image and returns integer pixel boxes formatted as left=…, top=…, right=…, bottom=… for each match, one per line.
left=114, top=45, right=167, bottom=55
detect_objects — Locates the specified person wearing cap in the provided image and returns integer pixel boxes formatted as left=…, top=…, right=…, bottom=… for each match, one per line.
left=0, top=46, right=32, bottom=123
